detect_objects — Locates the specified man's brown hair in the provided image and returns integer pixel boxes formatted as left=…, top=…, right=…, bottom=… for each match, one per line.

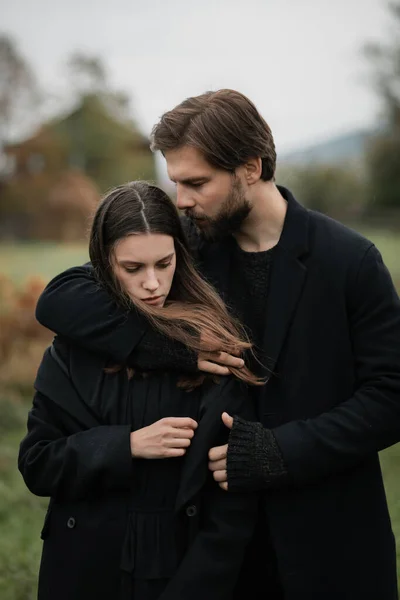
left=151, top=89, right=276, bottom=181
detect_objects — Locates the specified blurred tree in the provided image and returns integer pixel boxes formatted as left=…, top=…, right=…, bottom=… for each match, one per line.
left=366, top=134, right=400, bottom=210
left=66, top=52, right=131, bottom=124
left=62, top=52, right=142, bottom=176
left=67, top=52, right=107, bottom=95
left=0, top=48, right=155, bottom=240
left=278, top=164, right=366, bottom=220
left=1, top=95, right=155, bottom=240
left=363, top=1, right=400, bottom=209
left=0, top=34, right=41, bottom=152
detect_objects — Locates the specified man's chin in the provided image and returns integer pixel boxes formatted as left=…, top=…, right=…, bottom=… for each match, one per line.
left=191, top=218, right=212, bottom=235
left=198, top=223, right=230, bottom=242
left=190, top=218, right=215, bottom=238
left=190, top=214, right=245, bottom=241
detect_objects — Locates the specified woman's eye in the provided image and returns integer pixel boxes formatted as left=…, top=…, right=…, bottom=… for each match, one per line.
left=124, top=267, right=140, bottom=274
left=158, top=261, right=172, bottom=269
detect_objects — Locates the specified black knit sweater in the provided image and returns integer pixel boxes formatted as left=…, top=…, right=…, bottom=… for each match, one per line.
left=226, top=241, right=289, bottom=491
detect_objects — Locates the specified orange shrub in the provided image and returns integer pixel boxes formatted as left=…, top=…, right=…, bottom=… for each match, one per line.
left=0, top=275, right=53, bottom=390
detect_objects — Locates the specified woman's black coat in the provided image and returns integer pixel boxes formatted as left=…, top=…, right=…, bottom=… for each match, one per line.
left=18, top=339, right=258, bottom=600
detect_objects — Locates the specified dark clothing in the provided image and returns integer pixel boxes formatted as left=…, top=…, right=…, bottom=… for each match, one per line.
left=35, top=186, right=400, bottom=599
left=227, top=241, right=274, bottom=351
left=18, top=338, right=257, bottom=600
left=224, top=240, right=284, bottom=597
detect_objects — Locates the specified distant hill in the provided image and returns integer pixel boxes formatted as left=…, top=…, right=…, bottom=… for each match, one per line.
left=279, top=127, right=378, bottom=167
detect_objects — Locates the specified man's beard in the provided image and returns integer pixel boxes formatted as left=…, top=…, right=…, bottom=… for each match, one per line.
left=186, top=177, right=251, bottom=241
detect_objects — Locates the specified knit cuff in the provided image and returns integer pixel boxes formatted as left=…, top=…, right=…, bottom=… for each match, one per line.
left=128, top=330, right=199, bottom=373
left=227, top=416, right=289, bottom=491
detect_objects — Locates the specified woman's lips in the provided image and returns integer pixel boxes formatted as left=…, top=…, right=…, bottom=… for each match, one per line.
left=142, top=295, right=164, bottom=305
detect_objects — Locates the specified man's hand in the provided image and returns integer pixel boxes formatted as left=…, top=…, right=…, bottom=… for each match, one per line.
left=208, top=412, right=234, bottom=490
left=198, top=332, right=244, bottom=376
left=198, top=351, right=244, bottom=375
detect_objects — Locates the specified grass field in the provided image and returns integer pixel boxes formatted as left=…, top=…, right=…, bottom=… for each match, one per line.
left=0, top=242, right=89, bottom=285
left=0, top=225, right=399, bottom=285
left=0, top=227, right=400, bottom=597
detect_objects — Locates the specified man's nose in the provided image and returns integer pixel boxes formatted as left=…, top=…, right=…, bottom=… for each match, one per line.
left=176, top=184, right=195, bottom=210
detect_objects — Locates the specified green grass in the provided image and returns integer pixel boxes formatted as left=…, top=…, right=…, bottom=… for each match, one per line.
left=0, top=226, right=399, bottom=286
left=0, top=400, right=46, bottom=600
left=381, top=444, right=400, bottom=579
left=0, top=242, right=88, bottom=285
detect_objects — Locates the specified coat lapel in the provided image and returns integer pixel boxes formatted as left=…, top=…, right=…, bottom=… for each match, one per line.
left=175, top=378, right=249, bottom=513
left=174, top=384, right=223, bottom=513
left=262, top=187, right=310, bottom=376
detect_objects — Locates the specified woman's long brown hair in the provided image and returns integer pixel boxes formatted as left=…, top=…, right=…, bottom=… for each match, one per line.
left=89, top=181, right=263, bottom=388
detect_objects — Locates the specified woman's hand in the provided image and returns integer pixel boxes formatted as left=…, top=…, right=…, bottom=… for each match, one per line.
left=130, top=417, right=198, bottom=459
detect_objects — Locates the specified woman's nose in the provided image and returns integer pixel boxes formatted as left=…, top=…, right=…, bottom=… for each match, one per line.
left=143, top=271, right=159, bottom=292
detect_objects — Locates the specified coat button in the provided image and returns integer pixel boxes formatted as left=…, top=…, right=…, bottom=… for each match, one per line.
left=67, top=517, right=76, bottom=529
left=185, top=505, right=197, bottom=517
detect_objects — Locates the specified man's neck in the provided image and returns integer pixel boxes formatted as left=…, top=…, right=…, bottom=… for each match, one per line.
left=234, top=183, right=287, bottom=252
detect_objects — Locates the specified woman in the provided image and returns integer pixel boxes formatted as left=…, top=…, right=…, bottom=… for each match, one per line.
left=18, top=181, right=261, bottom=600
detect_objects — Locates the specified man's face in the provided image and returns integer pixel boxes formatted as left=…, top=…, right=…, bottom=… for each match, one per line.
left=165, top=145, right=251, bottom=240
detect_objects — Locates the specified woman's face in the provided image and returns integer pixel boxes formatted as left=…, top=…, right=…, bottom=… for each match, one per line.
left=112, top=233, right=176, bottom=307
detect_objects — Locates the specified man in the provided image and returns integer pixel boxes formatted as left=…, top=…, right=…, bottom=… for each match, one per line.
left=36, top=89, right=400, bottom=599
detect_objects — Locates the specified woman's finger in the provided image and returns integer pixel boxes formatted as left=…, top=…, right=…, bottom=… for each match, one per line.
left=165, top=448, right=187, bottom=458
left=170, top=427, right=195, bottom=439
left=164, top=417, right=198, bottom=429
left=166, top=437, right=191, bottom=448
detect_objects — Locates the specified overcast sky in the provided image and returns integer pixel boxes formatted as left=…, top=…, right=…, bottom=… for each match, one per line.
left=1, top=0, right=391, bottom=156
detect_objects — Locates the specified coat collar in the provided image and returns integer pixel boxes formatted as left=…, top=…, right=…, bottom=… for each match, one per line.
left=34, top=345, right=102, bottom=428
left=276, top=185, right=310, bottom=257
left=261, top=186, right=310, bottom=376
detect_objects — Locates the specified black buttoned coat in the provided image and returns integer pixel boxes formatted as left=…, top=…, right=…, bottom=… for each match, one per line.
left=35, top=186, right=400, bottom=599
left=18, top=339, right=258, bottom=600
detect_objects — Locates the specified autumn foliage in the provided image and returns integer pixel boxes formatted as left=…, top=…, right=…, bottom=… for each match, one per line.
left=0, top=274, right=52, bottom=389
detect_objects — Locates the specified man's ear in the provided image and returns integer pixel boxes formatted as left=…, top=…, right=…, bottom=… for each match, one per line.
left=244, top=157, right=262, bottom=184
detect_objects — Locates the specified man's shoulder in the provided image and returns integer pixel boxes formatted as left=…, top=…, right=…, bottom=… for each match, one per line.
left=308, top=209, right=373, bottom=260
